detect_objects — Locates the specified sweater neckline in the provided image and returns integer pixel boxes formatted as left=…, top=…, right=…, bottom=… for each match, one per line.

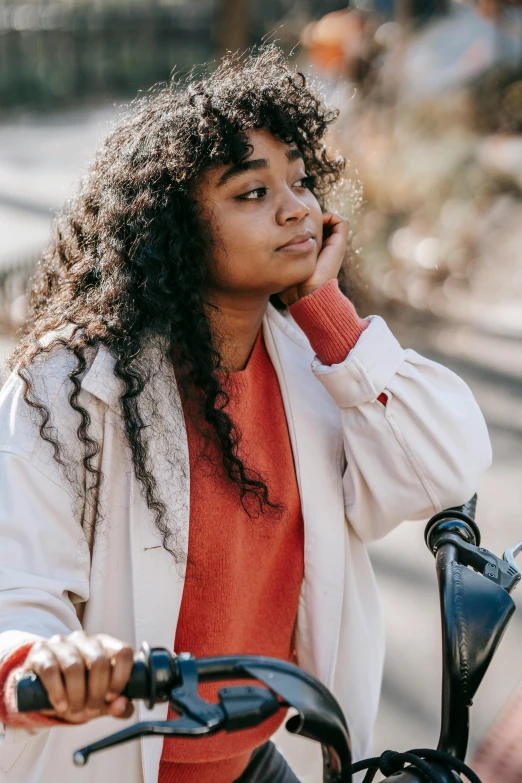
left=217, top=329, right=267, bottom=392
left=230, top=329, right=266, bottom=378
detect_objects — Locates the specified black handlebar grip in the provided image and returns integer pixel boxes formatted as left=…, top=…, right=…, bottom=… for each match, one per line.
left=16, top=657, right=151, bottom=713
left=16, top=671, right=52, bottom=712
left=121, top=657, right=150, bottom=701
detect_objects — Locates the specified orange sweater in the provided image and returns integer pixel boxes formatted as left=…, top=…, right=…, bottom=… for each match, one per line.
left=0, top=281, right=371, bottom=783
left=158, top=327, right=305, bottom=783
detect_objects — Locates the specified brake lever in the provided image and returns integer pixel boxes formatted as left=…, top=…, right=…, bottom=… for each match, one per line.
left=429, top=532, right=521, bottom=594
left=73, top=655, right=282, bottom=767
left=73, top=715, right=217, bottom=767
left=503, top=540, right=522, bottom=587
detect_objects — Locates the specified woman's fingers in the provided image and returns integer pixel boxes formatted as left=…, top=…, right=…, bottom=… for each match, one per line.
left=278, top=212, right=350, bottom=305
left=106, top=695, right=134, bottom=720
left=313, top=212, right=349, bottom=278
left=24, top=642, right=68, bottom=714
left=96, top=634, right=134, bottom=700
left=321, top=212, right=349, bottom=248
left=68, top=631, right=110, bottom=712
left=45, top=637, right=87, bottom=714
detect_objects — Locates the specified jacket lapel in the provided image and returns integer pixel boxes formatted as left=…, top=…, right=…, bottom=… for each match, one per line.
left=263, top=305, right=346, bottom=690
left=83, top=340, right=190, bottom=783
left=127, top=341, right=190, bottom=783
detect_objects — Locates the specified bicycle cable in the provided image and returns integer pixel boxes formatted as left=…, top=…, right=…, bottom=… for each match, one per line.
left=351, top=747, right=483, bottom=782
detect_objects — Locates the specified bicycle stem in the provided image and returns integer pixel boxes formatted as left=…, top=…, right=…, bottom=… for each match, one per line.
left=427, top=495, right=518, bottom=767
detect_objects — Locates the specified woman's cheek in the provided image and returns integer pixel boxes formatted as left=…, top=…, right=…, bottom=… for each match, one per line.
left=314, top=233, right=323, bottom=254
left=312, top=209, right=324, bottom=252
left=234, top=229, right=267, bottom=264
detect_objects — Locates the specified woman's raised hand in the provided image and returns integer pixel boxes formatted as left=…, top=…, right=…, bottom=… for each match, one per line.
left=22, top=631, right=134, bottom=724
left=278, top=212, right=350, bottom=306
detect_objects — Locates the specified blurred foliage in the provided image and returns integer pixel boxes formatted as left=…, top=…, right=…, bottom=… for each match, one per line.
left=303, top=3, right=522, bottom=333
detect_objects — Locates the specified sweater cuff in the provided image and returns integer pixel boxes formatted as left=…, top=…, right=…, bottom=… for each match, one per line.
left=0, top=643, right=62, bottom=729
left=289, top=278, right=369, bottom=366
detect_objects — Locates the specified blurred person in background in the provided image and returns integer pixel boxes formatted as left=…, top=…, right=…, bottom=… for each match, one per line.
left=301, top=7, right=382, bottom=95
left=302, top=9, right=372, bottom=84
left=0, top=46, right=491, bottom=783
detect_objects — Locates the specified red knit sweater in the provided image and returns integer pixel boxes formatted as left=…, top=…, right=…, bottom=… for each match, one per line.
left=0, top=281, right=372, bottom=783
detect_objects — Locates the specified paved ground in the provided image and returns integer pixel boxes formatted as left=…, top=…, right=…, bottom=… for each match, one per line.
left=1, top=108, right=522, bottom=775
left=0, top=106, right=119, bottom=271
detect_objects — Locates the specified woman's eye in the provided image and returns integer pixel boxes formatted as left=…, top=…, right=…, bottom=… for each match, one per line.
left=236, top=176, right=314, bottom=200
left=294, top=175, right=315, bottom=190
left=236, top=187, right=267, bottom=201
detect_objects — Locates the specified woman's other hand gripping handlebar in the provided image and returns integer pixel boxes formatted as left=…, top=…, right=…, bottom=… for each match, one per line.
left=20, top=631, right=134, bottom=723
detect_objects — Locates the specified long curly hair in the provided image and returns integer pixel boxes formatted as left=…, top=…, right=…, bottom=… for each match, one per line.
left=10, top=45, right=350, bottom=560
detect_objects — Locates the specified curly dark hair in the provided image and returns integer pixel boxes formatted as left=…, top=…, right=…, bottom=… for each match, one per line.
left=10, top=45, right=350, bottom=561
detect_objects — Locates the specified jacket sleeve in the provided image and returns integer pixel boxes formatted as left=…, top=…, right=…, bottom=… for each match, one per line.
left=0, top=451, right=90, bottom=746
left=310, top=315, right=492, bottom=542
left=0, top=452, right=89, bottom=651
left=0, top=365, right=91, bottom=746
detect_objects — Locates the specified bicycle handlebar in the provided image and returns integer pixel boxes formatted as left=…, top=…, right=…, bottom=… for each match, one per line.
left=17, top=648, right=352, bottom=779
left=17, top=647, right=345, bottom=717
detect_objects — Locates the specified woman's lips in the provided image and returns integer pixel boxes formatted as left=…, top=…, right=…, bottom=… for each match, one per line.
left=276, top=237, right=316, bottom=254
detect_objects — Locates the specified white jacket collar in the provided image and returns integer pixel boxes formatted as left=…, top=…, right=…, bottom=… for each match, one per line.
left=80, top=305, right=311, bottom=413
left=265, top=301, right=312, bottom=349
left=81, top=342, right=122, bottom=412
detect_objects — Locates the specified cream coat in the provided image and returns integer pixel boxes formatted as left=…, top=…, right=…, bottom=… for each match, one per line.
left=0, top=305, right=491, bottom=783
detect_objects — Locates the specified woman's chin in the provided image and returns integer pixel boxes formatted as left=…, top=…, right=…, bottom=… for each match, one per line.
left=281, top=258, right=317, bottom=284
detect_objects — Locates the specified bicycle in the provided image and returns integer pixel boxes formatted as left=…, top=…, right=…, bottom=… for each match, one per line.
left=15, top=496, right=522, bottom=782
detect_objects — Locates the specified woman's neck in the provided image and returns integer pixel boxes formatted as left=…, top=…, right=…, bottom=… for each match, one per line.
left=206, top=292, right=269, bottom=373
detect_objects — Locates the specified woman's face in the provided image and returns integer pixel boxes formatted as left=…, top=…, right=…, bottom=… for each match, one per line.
left=197, top=129, right=324, bottom=301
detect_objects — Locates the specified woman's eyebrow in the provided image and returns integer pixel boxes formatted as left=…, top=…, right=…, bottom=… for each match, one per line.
left=217, top=148, right=304, bottom=187
left=217, top=158, right=267, bottom=187
left=286, top=148, right=303, bottom=163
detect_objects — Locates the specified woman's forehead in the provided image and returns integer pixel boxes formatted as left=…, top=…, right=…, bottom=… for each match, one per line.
left=243, top=128, right=298, bottom=156
left=205, top=131, right=301, bottom=187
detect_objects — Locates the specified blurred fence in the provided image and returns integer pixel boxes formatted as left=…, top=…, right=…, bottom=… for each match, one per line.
left=0, top=0, right=352, bottom=111
left=0, top=4, right=214, bottom=110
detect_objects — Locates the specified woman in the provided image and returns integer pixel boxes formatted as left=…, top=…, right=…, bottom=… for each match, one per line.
left=0, top=47, right=490, bottom=783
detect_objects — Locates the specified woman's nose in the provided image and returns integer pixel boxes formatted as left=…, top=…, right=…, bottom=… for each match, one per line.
left=275, top=190, right=310, bottom=224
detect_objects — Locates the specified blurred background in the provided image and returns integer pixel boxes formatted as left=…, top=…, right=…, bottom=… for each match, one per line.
left=1, top=0, right=522, bottom=774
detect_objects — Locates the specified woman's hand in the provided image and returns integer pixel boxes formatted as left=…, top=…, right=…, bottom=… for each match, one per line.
left=22, top=631, right=134, bottom=724
left=278, top=212, right=349, bottom=306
